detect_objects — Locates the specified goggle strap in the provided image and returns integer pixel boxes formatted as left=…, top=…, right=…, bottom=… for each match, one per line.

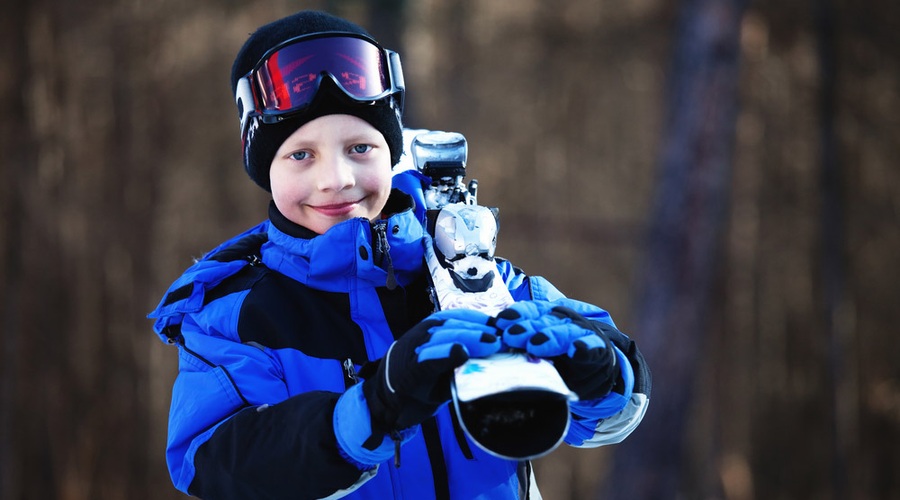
left=235, top=77, right=256, bottom=138
left=388, top=51, right=404, bottom=91
left=388, top=51, right=405, bottom=110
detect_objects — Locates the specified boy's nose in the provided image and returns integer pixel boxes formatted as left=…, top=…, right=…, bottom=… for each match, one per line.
left=316, top=156, right=355, bottom=191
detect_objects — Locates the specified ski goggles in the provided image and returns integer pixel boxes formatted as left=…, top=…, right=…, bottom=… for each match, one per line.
left=234, top=32, right=405, bottom=141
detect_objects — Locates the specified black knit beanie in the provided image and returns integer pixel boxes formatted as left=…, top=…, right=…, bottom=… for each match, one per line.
left=230, top=11, right=404, bottom=191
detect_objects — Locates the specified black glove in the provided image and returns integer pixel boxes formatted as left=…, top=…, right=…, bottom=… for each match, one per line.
left=494, top=301, right=619, bottom=401
left=361, top=308, right=501, bottom=449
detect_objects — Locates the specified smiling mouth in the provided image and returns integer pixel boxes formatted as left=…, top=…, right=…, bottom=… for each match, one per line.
left=312, top=200, right=360, bottom=217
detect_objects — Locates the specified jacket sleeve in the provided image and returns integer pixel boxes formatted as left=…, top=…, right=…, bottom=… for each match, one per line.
left=496, top=259, right=652, bottom=447
left=165, top=311, right=374, bottom=499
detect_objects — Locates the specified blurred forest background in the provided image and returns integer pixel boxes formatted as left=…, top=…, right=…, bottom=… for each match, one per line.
left=1, top=0, right=898, bottom=498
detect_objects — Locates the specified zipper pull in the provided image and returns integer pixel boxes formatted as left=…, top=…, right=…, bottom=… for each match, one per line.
left=391, top=430, right=402, bottom=468
left=342, top=358, right=359, bottom=388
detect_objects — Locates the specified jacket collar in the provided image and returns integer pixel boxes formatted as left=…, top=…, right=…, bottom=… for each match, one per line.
left=262, top=189, right=426, bottom=292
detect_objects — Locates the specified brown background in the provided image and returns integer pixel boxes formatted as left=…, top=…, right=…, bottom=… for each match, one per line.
left=1, top=0, right=897, bottom=498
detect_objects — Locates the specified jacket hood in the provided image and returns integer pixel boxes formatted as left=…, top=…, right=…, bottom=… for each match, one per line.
left=149, top=169, right=431, bottom=340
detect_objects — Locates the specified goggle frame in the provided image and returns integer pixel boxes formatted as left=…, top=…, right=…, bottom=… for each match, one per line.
left=234, top=32, right=405, bottom=142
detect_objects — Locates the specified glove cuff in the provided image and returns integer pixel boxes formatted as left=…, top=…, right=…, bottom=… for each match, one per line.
left=569, top=346, right=634, bottom=419
left=334, top=383, right=417, bottom=467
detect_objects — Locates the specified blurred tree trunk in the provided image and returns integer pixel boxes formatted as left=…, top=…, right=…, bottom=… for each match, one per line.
left=814, top=0, right=851, bottom=496
left=0, top=2, right=33, bottom=499
left=366, top=0, right=406, bottom=59
left=603, top=0, right=747, bottom=498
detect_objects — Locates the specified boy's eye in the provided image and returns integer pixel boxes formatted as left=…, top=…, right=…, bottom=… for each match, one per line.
left=289, top=151, right=310, bottom=161
left=351, top=144, right=373, bottom=154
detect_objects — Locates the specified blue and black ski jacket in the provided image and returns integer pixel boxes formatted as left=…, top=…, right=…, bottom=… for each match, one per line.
left=150, top=169, right=651, bottom=499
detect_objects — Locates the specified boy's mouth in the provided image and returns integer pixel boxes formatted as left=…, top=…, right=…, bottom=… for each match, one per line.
left=312, top=199, right=361, bottom=217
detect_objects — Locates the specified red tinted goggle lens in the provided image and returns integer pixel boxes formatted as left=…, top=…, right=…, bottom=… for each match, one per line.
left=253, top=34, right=396, bottom=114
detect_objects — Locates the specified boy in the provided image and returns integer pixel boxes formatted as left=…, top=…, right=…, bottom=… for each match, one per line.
left=150, top=10, right=650, bottom=499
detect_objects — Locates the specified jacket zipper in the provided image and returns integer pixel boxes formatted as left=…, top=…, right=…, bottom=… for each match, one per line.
left=372, top=221, right=398, bottom=290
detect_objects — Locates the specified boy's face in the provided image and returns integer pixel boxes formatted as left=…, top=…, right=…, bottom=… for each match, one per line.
left=270, top=114, right=393, bottom=234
